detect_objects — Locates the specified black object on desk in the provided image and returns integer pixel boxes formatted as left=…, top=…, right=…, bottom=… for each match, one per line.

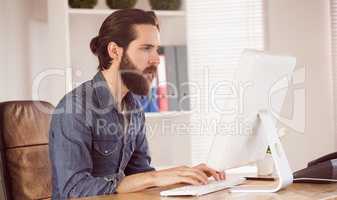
left=293, top=152, right=337, bottom=183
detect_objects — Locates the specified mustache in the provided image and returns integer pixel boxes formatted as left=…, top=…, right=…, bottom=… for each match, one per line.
left=143, top=65, right=157, bottom=74
left=119, top=65, right=157, bottom=76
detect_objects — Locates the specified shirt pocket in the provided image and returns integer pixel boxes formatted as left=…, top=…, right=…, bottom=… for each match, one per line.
left=93, top=140, right=120, bottom=156
left=92, top=140, right=121, bottom=175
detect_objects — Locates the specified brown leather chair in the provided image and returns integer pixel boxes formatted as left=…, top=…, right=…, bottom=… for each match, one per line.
left=0, top=101, right=54, bottom=200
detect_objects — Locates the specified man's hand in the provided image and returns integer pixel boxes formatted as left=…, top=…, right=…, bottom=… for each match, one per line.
left=193, top=163, right=225, bottom=181
left=152, top=164, right=225, bottom=187
left=116, top=164, right=225, bottom=193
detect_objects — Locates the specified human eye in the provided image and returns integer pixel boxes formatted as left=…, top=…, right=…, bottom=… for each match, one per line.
left=141, top=46, right=151, bottom=51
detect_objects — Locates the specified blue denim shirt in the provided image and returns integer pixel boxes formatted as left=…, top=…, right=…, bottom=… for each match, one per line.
left=49, top=72, right=155, bottom=199
left=134, top=87, right=159, bottom=112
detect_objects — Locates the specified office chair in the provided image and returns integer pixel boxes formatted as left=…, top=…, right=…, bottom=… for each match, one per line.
left=0, top=101, right=54, bottom=200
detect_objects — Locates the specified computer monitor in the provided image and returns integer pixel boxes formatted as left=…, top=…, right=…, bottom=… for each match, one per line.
left=207, top=49, right=296, bottom=192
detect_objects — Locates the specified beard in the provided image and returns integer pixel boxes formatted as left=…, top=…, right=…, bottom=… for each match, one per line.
left=119, top=53, right=157, bottom=96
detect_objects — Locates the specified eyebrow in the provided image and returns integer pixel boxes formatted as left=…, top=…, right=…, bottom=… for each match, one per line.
left=140, top=44, right=160, bottom=49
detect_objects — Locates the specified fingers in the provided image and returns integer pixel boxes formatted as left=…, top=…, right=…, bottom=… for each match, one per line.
left=190, top=168, right=209, bottom=182
left=178, top=169, right=208, bottom=185
left=194, top=163, right=225, bottom=181
left=155, top=165, right=226, bottom=188
left=162, top=165, right=208, bottom=185
left=176, top=165, right=209, bottom=183
left=179, top=177, right=202, bottom=186
left=171, top=164, right=225, bottom=185
left=213, top=171, right=225, bottom=180
left=219, top=171, right=226, bottom=180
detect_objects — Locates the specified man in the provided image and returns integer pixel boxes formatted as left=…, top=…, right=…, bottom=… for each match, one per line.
left=49, top=9, right=224, bottom=199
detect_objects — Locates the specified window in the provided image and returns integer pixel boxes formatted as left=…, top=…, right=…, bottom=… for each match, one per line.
left=186, top=0, right=266, bottom=164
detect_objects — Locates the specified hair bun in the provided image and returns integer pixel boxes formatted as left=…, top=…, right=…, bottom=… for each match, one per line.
left=90, top=36, right=99, bottom=55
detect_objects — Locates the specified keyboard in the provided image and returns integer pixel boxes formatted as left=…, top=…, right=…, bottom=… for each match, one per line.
left=160, top=177, right=246, bottom=196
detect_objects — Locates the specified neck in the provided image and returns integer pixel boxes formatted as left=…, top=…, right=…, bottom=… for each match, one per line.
left=101, top=68, right=129, bottom=111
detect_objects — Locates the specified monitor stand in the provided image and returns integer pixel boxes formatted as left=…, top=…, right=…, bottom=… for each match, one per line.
left=230, top=110, right=293, bottom=193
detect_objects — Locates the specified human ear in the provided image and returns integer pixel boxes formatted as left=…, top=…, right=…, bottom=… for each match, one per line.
left=107, top=42, right=123, bottom=63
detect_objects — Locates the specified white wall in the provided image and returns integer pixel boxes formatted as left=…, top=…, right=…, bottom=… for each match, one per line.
left=1, top=0, right=31, bottom=101
left=267, top=0, right=336, bottom=170
left=0, top=0, right=50, bottom=103
left=0, top=0, right=8, bottom=102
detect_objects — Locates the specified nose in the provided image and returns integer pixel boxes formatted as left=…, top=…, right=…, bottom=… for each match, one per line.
left=149, top=51, right=160, bottom=66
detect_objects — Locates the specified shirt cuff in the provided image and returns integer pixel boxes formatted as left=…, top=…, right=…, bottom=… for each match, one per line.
left=104, top=171, right=125, bottom=183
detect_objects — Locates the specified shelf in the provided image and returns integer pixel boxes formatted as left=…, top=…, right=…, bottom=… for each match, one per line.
left=145, top=111, right=191, bottom=119
left=68, top=8, right=185, bottom=17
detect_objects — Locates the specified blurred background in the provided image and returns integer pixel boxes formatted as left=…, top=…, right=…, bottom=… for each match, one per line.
left=0, top=0, right=336, bottom=172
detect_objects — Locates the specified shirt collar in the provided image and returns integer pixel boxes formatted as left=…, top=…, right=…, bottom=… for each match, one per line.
left=92, top=71, right=137, bottom=111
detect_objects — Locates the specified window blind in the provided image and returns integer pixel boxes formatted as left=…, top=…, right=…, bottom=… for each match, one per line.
left=186, top=0, right=266, bottom=164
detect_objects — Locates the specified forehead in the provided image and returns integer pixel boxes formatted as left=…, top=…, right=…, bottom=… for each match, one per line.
left=131, top=24, right=160, bottom=46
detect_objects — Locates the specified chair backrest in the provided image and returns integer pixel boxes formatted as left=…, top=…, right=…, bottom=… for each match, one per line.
left=0, top=101, right=54, bottom=200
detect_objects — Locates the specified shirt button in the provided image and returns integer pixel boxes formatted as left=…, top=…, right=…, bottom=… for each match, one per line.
left=104, top=150, right=109, bottom=154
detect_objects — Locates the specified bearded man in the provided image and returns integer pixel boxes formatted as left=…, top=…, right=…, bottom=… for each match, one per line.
left=49, top=9, right=224, bottom=199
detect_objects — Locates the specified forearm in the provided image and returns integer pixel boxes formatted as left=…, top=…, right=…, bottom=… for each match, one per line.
left=116, top=171, right=157, bottom=193
left=66, top=172, right=124, bottom=198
